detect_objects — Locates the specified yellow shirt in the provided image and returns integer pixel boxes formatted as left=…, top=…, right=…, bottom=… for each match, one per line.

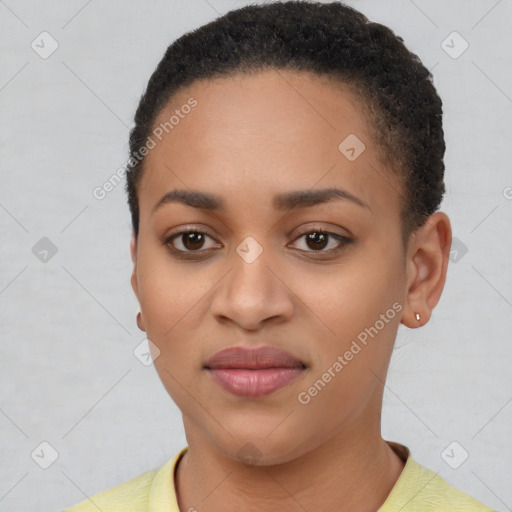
left=63, top=443, right=496, bottom=511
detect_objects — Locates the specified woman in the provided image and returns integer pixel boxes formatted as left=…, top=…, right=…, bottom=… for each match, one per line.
left=64, top=1, right=497, bottom=510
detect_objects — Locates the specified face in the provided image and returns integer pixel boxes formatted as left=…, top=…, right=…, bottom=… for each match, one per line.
left=131, top=69, right=410, bottom=465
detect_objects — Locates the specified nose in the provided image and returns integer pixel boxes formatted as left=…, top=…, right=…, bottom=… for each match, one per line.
left=209, top=248, right=295, bottom=332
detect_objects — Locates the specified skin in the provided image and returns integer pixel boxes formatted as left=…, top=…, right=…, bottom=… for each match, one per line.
left=129, top=68, right=452, bottom=512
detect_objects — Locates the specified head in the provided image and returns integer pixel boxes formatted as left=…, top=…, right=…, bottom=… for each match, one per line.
left=126, top=1, right=451, bottom=464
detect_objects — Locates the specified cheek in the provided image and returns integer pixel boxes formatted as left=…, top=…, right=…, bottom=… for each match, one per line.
left=293, top=246, right=403, bottom=396
left=137, top=241, right=213, bottom=337
left=295, top=251, right=403, bottom=344
left=136, top=245, right=213, bottom=398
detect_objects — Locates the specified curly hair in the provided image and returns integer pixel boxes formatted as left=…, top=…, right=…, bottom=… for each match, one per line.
left=125, top=0, right=445, bottom=243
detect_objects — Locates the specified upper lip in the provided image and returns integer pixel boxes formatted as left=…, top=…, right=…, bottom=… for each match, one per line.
left=204, top=345, right=306, bottom=370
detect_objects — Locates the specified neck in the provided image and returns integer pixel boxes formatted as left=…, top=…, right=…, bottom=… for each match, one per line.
left=175, top=418, right=405, bottom=512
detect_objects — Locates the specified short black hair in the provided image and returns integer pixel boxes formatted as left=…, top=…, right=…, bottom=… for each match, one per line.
left=125, top=0, right=445, bottom=243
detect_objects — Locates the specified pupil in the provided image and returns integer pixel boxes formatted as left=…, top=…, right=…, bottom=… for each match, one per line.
left=184, top=232, right=204, bottom=250
left=307, top=232, right=327, bottom=250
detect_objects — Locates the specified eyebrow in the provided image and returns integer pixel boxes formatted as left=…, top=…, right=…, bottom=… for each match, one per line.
left=151, top=187, right=370, bottom=215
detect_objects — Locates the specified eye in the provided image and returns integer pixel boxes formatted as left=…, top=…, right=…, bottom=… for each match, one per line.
left=163, top=226, right=353, bottom=258
left=289, top=228, right=352, bottom=254
left=165, top=229, right=220, bottom=254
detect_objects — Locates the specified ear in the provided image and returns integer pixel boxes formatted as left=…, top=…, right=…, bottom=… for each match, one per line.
left=130, top=233, right=140, bottom=303
left=130, top=234, right=146, bottom=332
left=401, top=211, right=452, bottom=328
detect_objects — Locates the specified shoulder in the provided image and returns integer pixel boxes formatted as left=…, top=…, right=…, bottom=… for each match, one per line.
left=62, top=447, right=186, bottom=512
left=403, top=459, right=495, bottom=511
left=62, top=466, right=159, bottom=512
left=381, top=444, right=496, bottom=512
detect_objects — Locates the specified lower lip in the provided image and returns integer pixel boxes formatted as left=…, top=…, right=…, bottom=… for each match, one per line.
left=207, top=367, right=305, bottom=398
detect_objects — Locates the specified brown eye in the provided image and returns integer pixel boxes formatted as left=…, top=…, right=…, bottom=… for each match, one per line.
left=290, top=229, right=351, bottom=255
left=305, top=231, right=329, bottom=251
left=166, top=230, right=219, bottom=253
left=183, top=232, right=205, bottom=250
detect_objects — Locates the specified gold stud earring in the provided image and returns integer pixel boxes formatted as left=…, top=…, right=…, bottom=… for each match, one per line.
left=415, top=312, right=421, bottom=322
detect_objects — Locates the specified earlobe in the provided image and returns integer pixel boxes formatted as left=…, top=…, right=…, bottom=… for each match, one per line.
left=136, top=310, right=145, bottom=332
left=401, top=212, right=452, bottom=328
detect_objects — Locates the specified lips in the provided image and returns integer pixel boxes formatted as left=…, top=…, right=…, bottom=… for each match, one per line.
left=204, top=346, right=307, bottom=398
left=205, top=346, right=306, bottom=370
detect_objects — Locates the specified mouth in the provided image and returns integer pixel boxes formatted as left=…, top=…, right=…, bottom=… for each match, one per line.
left=204, top=345, right=307, bottom=398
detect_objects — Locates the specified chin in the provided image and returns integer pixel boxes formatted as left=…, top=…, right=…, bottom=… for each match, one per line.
left=211, top=426, right=312, bottom=467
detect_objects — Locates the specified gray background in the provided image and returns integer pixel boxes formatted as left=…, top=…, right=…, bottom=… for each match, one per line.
left=0, top=1, right=511, bottom=511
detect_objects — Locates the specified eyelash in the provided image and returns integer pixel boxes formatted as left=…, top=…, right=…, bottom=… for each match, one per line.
left=163, top=226, right=353, bottom=259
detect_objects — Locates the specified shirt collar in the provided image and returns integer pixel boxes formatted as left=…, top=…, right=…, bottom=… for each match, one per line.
left=149, top=442, right=412, bottom=511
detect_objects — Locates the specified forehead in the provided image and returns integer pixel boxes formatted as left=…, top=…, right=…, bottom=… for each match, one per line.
left=139, top=68, right=402, bottom=223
